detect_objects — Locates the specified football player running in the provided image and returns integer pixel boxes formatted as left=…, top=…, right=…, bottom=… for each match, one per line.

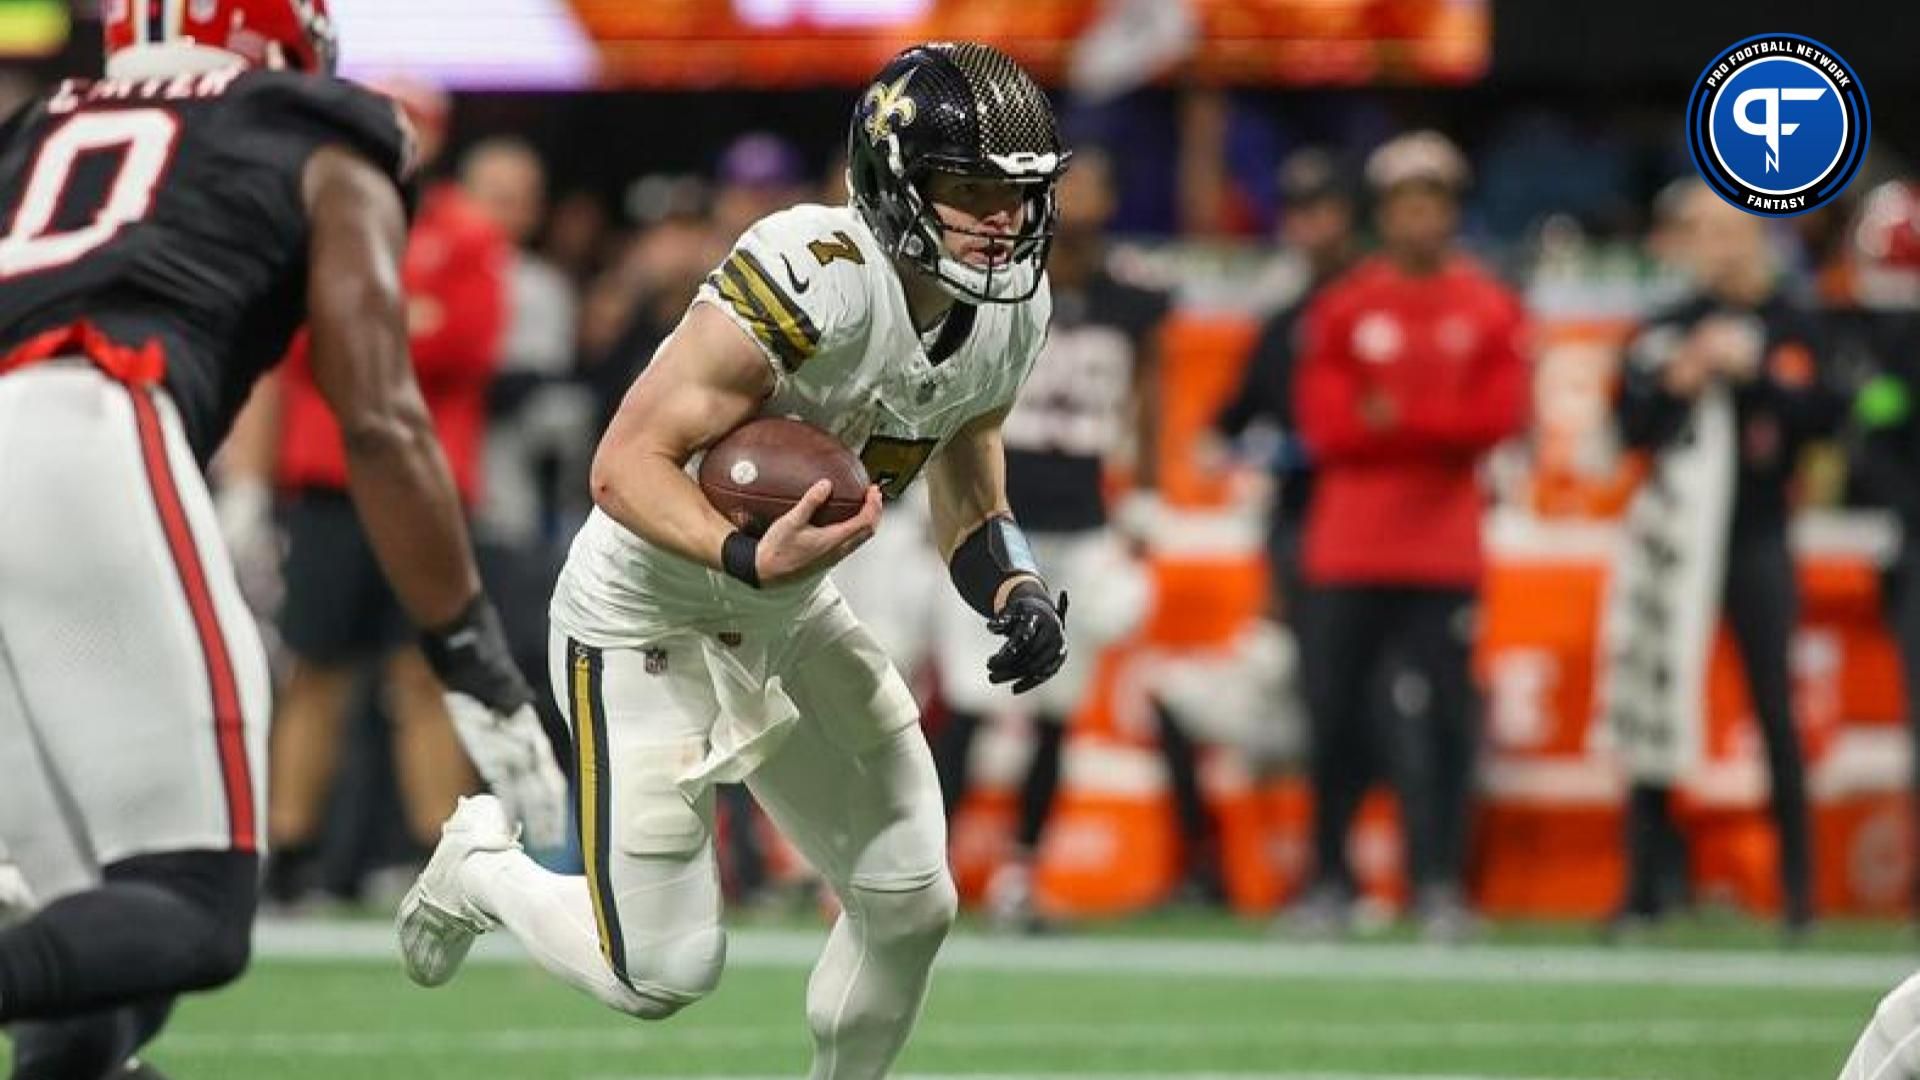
left=396, top=41, right=1071, bottom=1078
left=0, top=4, right=564, bottom=1077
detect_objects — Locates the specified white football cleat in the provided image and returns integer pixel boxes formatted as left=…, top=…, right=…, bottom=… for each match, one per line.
left=396, top=794, right=517, bottom=987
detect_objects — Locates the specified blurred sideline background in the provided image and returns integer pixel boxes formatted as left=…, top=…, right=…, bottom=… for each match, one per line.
left=3, top=0, right=1917, bottom=929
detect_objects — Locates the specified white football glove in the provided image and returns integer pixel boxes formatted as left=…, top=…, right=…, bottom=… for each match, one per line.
left=423, top=596, right=570, bottom=851
left=443, top=695, right=569, bottom=850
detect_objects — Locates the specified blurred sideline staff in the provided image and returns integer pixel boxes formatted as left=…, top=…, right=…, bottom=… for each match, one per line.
left=1602, top=181, right=1849, bottom=938
left=1215, top=147, right=1362, bottom=623
left=1288, top=131, right=1529, bottom=941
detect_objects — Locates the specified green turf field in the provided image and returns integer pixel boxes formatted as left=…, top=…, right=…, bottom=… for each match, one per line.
left=7, top=917, right=1914, bottom=1079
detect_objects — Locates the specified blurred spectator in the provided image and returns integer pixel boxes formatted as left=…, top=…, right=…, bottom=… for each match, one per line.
left=581, top=179, right=721, bottom=429
left=462, top=138, right=593, bottom=712
left=1840, top=180, right=1920, bottom=911
left=543, top=188, right=618, bottom=290
left=929, top=147, right=1179, bottom=928
left=257, top=82, right=511, bottom=903
left=1602, top=182, right=1849, bottom=939
left=1216, top=147, right=1360, bottom=622
left=821, top=147, right=850, bottom=207
left=1289, top=131, right=1528, bottom=941
left=711, top=131, right=812, bottom=243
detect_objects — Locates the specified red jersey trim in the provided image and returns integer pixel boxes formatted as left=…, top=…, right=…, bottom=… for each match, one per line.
left=0, top=320, right=166, bottom=385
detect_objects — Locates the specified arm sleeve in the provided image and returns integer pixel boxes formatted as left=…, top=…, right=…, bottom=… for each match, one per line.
left=694, top=210, right=864, bottom=384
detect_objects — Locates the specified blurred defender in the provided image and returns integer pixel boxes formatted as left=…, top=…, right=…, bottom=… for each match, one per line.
left=396, top=42, right=1071, bottom=1079
left=928, top=146, right=1171, bottom=927
left=0, top=5, right=563, bottom=1077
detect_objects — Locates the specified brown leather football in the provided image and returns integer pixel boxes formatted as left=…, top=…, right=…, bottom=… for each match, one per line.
left=698, top=416, right=870, bottom=535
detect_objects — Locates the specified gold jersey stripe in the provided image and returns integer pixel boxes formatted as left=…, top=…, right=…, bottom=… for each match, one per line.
left=726, top=250, right=820, bottom=361
left=710, top=269, right=807, bottom=372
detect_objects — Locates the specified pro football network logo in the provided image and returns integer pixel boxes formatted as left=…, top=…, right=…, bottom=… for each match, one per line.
left=1686, top=33, right=1869, bottom=217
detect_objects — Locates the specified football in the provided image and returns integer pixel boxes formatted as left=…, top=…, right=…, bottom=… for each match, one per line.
left=698, top=416, right=870, bottom=534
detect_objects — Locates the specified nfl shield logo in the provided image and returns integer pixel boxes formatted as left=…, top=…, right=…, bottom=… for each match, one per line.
left=643, top=648, right=668, bottom=675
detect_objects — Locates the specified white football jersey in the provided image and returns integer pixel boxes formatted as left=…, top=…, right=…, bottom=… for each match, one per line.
left=553, top=203, right=1052, bottom=645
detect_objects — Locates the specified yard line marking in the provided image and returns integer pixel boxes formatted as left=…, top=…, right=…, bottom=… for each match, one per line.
left=252, top=920, right=1918, bottom=991
left=155, top=1016, right=1860, bottom=1057
left=584, top=1073, right=1653, bottom=1080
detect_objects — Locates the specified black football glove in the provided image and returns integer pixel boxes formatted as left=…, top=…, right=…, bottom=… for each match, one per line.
left=986, top=586, right=1069, bottom=695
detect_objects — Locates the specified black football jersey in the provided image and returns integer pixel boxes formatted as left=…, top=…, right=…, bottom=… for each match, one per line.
left=1001, top=269, right=1170, bottom=532
left=0, top=68, right=411, bottom=463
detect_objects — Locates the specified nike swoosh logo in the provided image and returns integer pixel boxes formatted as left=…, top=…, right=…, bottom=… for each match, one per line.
left=780, top=254, right=811, bottom=294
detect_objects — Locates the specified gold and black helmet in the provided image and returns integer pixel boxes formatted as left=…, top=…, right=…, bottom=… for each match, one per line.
left=847, top=41, right=1070, bottom=304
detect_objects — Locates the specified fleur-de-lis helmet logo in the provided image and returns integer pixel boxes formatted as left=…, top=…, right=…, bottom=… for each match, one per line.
left=862, top=73, right=918, bottom=147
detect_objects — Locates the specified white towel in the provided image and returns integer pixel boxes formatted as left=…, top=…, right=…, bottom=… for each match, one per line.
left=1596, top=377, right=1737, bottom=782
left=673, top=635, right=802, bottom=799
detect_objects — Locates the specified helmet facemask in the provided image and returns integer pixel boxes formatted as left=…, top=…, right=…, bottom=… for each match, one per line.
left=892, top=164, right=1061, bottom=305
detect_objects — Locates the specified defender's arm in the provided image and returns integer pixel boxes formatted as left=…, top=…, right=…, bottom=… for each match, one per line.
left=302, top=145, right=479, bottom=629
left=303, top=144, right=566, bottom=846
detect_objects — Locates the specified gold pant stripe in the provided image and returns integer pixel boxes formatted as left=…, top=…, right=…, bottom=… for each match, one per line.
left=568, top=639, right=630, bottom=986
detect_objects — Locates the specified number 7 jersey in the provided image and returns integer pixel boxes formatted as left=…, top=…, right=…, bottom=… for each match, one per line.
left=551, top=202, right=1052, bottom=643
left=0, top=68, right=412, bottom=464
left=704, top=203, right=1050, bottom=499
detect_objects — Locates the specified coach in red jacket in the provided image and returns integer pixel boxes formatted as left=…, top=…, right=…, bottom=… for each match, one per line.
left=1288, top=131, right=1528, bottom=942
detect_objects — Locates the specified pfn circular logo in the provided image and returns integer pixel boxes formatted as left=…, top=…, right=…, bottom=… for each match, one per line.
left=1687, top=34, right=1869, bottom=217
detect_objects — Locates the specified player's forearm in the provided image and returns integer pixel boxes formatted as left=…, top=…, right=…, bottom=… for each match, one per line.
left=590, top=443, right=735, bottom=572
left=341, top=405, right=482, bottom=630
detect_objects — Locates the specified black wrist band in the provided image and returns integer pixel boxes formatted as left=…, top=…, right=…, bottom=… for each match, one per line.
left=722, top=530, right=761, bottom=589
left=950, top=514, right=1044, bottom=617
left=419, top=593, right=531, bottom=713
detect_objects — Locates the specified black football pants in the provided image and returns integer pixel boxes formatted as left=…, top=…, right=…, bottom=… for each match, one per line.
left=1620, top=535, right=1811, bottom=924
